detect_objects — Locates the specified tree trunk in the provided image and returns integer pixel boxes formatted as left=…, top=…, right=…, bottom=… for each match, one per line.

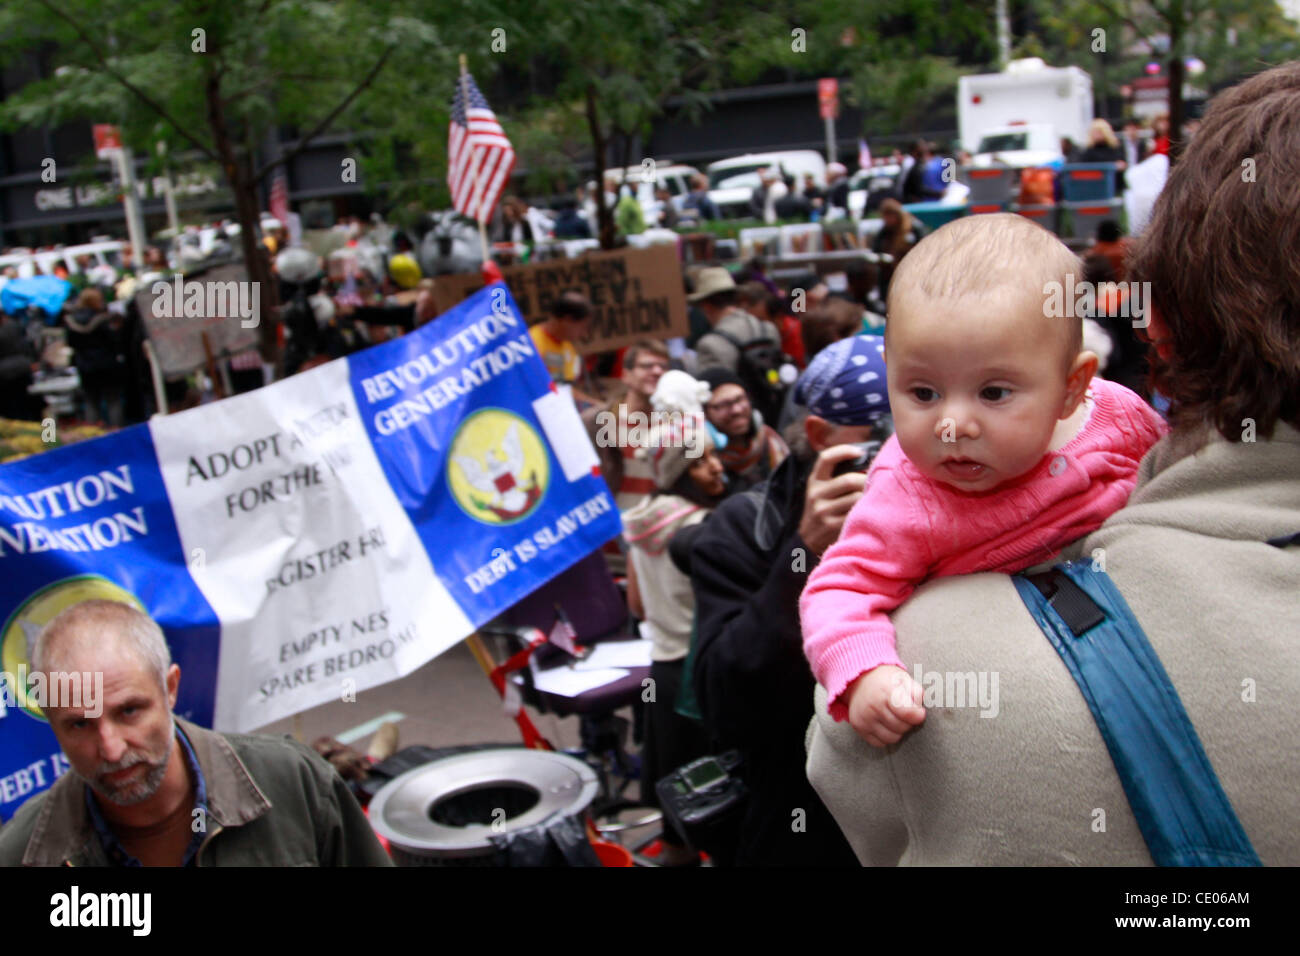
left=232, top=162, right=280, bottom=367
left=619, top=127, right=634, bottom=186
left=1167, top=52, right=1186, bottom=168
left=204, top=69, right=281, bottom=368
left=586, top=83, right=616, bottom=250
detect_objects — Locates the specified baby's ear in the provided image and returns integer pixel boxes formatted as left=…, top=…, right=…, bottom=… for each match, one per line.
left=1062, top=351, right=1099, bottom=417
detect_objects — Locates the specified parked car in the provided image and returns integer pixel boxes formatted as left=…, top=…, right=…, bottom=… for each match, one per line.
left=969, top=123, right=1065, bottom=168
left=0, top=239, right=127, bottom=282
left=706, top=150, right=828, bottom=219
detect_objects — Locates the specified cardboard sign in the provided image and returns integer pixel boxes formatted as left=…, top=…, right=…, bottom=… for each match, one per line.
left=135, top=262, right=262, bottom=377
left=430, top=244, right=688, bottom=354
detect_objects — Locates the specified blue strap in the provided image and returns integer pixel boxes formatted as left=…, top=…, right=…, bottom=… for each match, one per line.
left=1013, top=560, right=1262, bottom=866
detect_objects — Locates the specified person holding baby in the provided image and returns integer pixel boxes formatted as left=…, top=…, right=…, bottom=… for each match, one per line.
left=801, top=61, right=1300, bottom=865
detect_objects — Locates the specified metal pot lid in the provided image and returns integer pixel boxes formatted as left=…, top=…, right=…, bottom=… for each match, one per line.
left=368, top=748, right=599, bottom=857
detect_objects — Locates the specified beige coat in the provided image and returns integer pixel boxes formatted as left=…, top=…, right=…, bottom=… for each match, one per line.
left=624, top=494, right=709, bottom=662
left=806, top=423, right=1300, bottom=865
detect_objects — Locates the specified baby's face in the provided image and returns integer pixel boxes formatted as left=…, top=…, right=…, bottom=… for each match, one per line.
left=886, top=294, right=1076, bottom=493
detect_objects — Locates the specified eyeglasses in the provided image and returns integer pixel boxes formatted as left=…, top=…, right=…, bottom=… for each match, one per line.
left=706, top=395, right=750, bottom=414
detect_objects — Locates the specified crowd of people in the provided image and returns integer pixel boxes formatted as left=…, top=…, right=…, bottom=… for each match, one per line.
left=2, top=60, right=1297, bottom=868
left=558, top=71, right=1296, bottom=866
left=0, top=215, right=440, bottom=424
left=502, top=112, right=1180, bottom=241
left=1, top=104, right=1181, bottom=435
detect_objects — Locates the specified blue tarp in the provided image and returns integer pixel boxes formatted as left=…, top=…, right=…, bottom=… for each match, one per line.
left=0, top=276, right=73, bottom=319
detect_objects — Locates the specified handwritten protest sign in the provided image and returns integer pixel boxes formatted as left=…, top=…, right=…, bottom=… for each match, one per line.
left=430, top=244, right=688, bottom=353
left=134, top=262, right=261, bottom=377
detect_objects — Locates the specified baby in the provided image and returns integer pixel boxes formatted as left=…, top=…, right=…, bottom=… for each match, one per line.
left=799, top=213, right=1168, bottom=746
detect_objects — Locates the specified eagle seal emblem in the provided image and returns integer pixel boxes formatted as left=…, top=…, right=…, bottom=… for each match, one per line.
left=447, top=409, right=549, bottom=524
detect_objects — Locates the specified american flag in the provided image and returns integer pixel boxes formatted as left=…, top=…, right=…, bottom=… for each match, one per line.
left=268, top=166, right=290, bottom=227
left=859, top=138, right=872, bottom=170
left=448, top=70, right=515, bottom=223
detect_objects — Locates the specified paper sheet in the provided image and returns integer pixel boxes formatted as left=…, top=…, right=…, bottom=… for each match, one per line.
left=533, top=389, right=599, bottom=481
left=572, top=639, right=654, bottom=671
left=513, top=666, right=630, bottom=698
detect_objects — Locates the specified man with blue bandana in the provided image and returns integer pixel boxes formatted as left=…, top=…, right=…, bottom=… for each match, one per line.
left=686, top=335, right=889, bottom=866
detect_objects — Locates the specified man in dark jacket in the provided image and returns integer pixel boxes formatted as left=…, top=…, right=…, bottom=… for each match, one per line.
left=824, top=162, right=850, bottom=218
left=689, top=335, right=889, bottom=866
left=553, top=198, right=593, bottom=239
left=0, top=311, right=39, bottom=421
left=0, top=600, right=392, bottom=867
left=64, top=288, right=129, bottom=426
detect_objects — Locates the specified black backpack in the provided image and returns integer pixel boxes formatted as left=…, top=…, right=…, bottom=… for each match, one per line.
left=710, top=327, right=789, bottom=425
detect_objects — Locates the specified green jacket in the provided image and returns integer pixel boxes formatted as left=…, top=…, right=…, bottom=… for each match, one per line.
left=615, top=194, right=646, bottom=236
left=0, top=717, right=393, bottom=867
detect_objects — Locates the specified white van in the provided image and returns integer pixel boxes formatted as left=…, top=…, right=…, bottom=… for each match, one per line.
left=958, top=59, right=1093, bottom=167
left=969, top=123, right=1064, bottom=168
left=706, top=150, right=828, bottom=219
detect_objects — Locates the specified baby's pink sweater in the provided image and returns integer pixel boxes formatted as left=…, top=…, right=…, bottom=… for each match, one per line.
left=800, top=378, right=1168, bottom=720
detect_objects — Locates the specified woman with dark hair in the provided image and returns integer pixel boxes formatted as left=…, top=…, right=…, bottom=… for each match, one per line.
left=871, top=199, right=925, bottom=303
left=807, top=60, right=1300, bottom=865
left=622, top=371, right=729, bottom=865
left=1150, top=113, right=1171, bottom=156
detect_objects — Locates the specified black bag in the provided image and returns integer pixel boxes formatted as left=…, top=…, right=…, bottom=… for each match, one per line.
left=711, top=328, right=789, bottom=425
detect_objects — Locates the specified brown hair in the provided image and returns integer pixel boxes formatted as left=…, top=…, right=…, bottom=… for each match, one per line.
left=624, top=338, right=669, bottom=369
left=801, top=298, right=862, bottom=360
left=76, top=287, right=105, bottom=312
left=550, top=289, right=591, bottom=321
left=876, top=198, right=916, bottom=259
left=1127, top=62, right=1300, bottom=440
left=736, top=281, right=780, bottom=319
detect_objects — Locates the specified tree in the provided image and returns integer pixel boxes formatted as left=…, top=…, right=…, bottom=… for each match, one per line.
left=517, top=0, right=743, bottom=248
left=0, top=0, right=449, bottom=364
left=1032, top=0, right=1300, bottom=163
left=801, top=0, right=996, bottom=141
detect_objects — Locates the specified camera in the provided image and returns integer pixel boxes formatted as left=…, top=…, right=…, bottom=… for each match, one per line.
left=831, top=439, right=884, bottom=477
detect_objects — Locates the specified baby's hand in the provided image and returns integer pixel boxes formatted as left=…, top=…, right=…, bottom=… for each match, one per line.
left=844, top=665, right=927, bottom=748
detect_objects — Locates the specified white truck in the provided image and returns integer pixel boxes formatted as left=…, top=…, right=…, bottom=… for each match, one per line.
left=706, top=150, right=827, bottom=220
left=958, top=59, right=1094, bottom=167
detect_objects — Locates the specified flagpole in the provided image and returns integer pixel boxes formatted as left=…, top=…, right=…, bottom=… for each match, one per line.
left=459, top=54, right=492, bottom=267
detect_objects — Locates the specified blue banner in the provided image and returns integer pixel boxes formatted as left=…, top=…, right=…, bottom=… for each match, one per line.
left=0, top=282, right=619, bottom=820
